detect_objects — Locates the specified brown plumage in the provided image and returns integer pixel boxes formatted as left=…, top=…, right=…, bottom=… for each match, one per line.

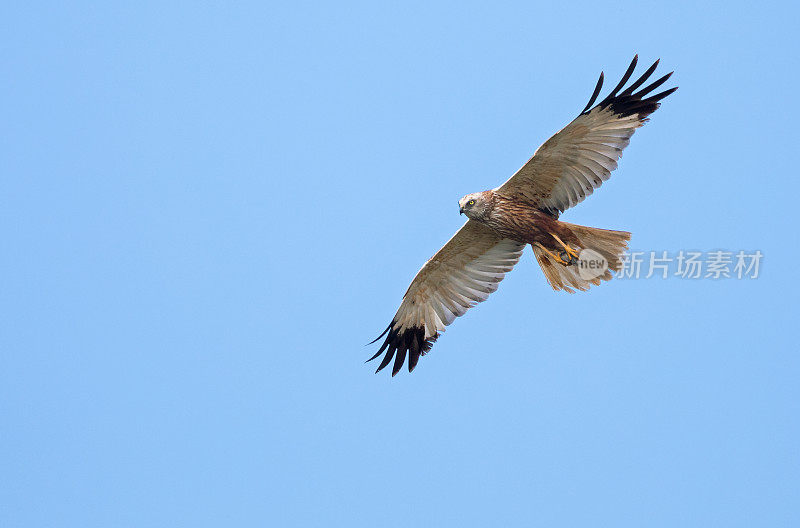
left=464, top=189, right=631, bottom=292
left=369, top=55, right=676, bottom=375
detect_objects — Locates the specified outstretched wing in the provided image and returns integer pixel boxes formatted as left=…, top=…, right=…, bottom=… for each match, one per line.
left=497, top=55, right=677, bottom=215
left=369, top=220, right=524, bottom=376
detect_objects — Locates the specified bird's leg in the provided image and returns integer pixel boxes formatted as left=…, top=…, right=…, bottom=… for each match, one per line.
left=549, top=233, right=580, bottom=265
left=534, top=242, right=572, bottom=266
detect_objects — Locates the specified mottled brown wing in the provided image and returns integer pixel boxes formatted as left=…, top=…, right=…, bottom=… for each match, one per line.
left=497, top=55, right=677, bottom=215
left=369, top=220, right=525, bottom=376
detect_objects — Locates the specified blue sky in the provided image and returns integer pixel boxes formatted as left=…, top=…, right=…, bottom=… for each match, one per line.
left=2, top=1, right=798, bottom=526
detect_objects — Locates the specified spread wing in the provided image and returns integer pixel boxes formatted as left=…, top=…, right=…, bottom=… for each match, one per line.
left=369, top=220, right=525, bottom=376
left=497, top=55, right=677, bottom=215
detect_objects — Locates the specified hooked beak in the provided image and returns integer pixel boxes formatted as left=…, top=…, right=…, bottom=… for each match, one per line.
left=459, top=206, right=465, bottom=215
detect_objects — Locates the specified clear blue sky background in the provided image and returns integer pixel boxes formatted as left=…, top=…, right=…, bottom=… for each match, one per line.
left=2, top=2, right=798, bottom=526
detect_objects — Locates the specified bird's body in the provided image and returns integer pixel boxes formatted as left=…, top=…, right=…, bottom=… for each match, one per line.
left=468, top=189, right=570, bottom=244
left=370, top=56, right=677, bottom=375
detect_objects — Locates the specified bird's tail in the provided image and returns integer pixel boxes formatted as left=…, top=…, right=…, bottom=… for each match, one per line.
left=532, top=223, right=631, bottom=293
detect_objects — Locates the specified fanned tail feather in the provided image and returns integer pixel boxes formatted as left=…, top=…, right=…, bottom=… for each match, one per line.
left=533, top=223, right=630, bottom=293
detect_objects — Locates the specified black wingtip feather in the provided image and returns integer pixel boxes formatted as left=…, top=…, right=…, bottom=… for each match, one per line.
left=391, top=347, right=407, bottom=377
left=598, top=55, right=638, bottom=106
left=376, top=344, right=396, bottom=373
left=647, top=86, right=679, bottom=102
left=408, top=333, right=421, bottom=372
left=369, top=323, right=437, bottom=376
left=619, top=59, right=659, bottom=97
left=635, top=71, right=674, bottom=98
left=582, top=55, right=677, bottom=119
left=408, top=350, right=420, bottom=372
left=580, top=71, right=604, bottom=115
left=366, top=333, right=391, bottom=362
left=367, top=324, right=391, bottom=345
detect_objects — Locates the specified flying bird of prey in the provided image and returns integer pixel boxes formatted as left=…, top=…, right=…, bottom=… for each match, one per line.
left=369, top=55, right=677, bottom=376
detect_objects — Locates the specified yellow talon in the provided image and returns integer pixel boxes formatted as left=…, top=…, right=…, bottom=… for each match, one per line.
left=550, top=233, right=580, bottom=262
left=535, top=242, right=573, bottom=266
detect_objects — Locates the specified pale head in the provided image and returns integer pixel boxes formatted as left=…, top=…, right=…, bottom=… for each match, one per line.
left=458, top=191, right=493, bottom=221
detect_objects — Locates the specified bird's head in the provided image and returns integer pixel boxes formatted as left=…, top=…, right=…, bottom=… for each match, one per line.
left=458, top=191, right=492, bottom=220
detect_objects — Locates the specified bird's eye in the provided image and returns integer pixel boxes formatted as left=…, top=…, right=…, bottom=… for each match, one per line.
left=468, top=200, right=475, bottom=206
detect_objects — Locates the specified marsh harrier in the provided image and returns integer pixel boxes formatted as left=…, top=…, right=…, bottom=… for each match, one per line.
left=369, top=56, right=676, bottom=375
